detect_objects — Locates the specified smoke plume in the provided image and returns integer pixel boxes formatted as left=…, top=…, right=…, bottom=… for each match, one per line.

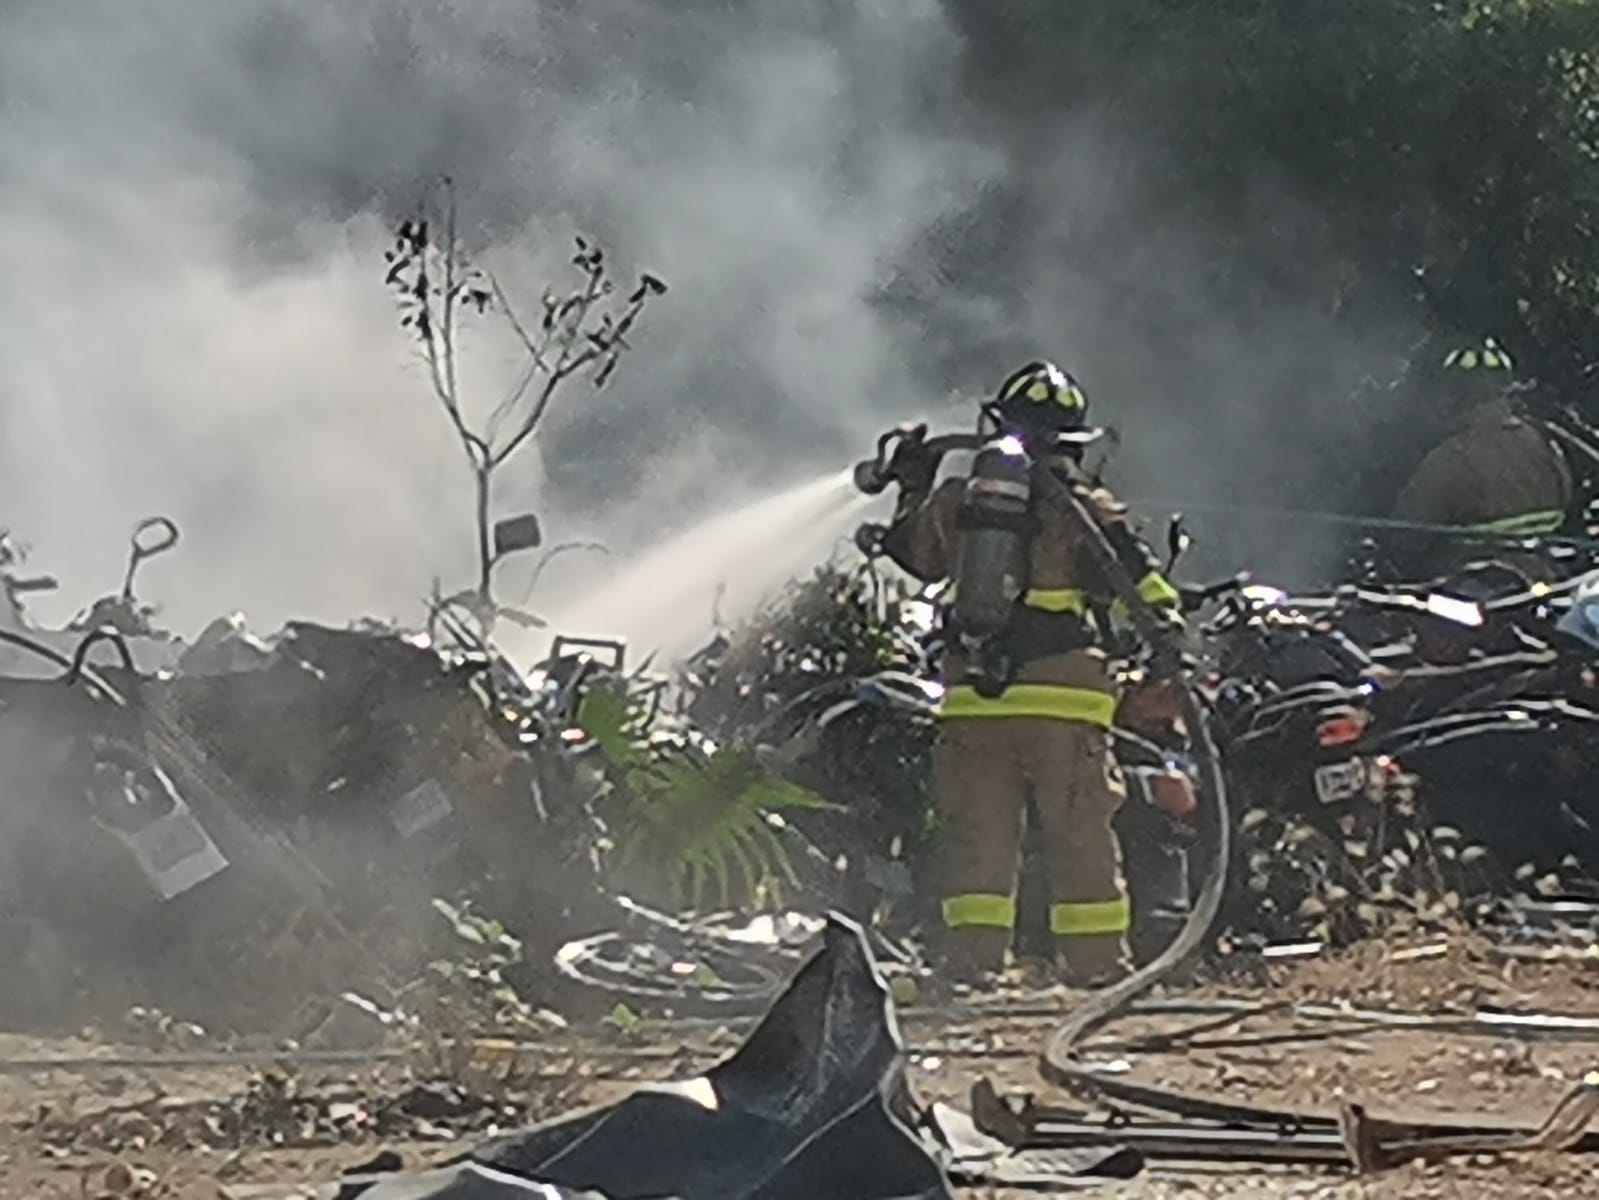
left=0, top=0, right=1414, bottom=643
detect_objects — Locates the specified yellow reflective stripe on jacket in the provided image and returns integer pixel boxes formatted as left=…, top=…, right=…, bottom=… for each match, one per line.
left=1023, top=586, right=1088, bottom=614
left=1468, top=509, right=1565, bottom=536
left=942, top=893, right=1016, bottom=930
left=1049, top=897, right=1131, bottom=936
left=940, top=683, right=1117, bottom=727
left=947, top=581, right=1090, bottom=615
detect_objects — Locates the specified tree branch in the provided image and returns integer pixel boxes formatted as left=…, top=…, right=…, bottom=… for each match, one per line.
left=491, top=262, right=607, bottom=468
left=483, top=270, right=554, bottom=444
left=442, top=179, right=460, bottom=423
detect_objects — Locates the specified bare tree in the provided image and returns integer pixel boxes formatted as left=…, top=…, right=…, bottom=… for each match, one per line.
left=385, top=178, right=666, bottom=632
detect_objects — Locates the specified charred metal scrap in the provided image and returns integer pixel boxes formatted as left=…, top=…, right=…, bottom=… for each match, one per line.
left=970, top=1064, right=1599, bottom=1175
left=6, top=504, right=1599, bottom=1050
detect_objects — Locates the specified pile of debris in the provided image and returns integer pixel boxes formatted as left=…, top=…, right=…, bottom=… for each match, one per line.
left=4, top=511, right=1599, bottom=1045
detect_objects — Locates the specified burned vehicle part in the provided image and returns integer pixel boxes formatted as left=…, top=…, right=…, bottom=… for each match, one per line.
left=161, top=621, right=612, bottom=1001
left=552, top=896, right=817, bottom=1009
left=1200, top=567, right=1599, bottom=947
left=0, top=517, right=185, bottom=680
left=66, top=516, right=183, bottom=640
left=0, top=626, right=354, bottom=1031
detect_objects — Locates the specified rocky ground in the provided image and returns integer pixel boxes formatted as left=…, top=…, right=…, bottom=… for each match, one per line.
left=2, top=938, right=1597, bottom=1199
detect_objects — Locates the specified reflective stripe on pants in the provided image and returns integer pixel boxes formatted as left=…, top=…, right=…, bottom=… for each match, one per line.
left=1049, top=896, right=1131, bottom=936
left=1022, top=586, right=1088, bottom=614
left=942, top=892, right=1016, bottom=930
left=939, top=683, right=1118, bottom=727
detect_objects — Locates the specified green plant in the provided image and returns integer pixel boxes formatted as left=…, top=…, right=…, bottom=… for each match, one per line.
left=576, top=681, right=829, bottom=909
left=677, top=562, right=940, bottom=907
left=603, top=1001, right=645, bottom=1041
left=412, top=897, right=564, bottom=1036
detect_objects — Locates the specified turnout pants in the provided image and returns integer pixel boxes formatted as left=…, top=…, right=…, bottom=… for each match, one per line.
left=928, top=651, right=1131, bottom=981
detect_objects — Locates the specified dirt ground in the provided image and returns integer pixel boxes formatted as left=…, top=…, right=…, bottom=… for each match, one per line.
left=3, top=939, right=1597, bottom=1198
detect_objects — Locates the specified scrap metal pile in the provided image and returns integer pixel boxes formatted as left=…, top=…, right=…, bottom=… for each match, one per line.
left=3, top=508, right=1599, bottom=1040
left=8, top=508, right=1599, bottom=1195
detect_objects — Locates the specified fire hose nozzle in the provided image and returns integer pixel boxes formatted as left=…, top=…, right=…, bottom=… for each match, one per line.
left=855, top=522, right=889, bottom=557
left=853, top=459, right=891, bottom=495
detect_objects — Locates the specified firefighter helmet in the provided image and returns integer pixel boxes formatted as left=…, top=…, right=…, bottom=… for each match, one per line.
left=984, top=360, right=1100, bottom=452
left=993, top=360, right=1089, bottom=427
left=1442, top=336, right=1514, bottom=375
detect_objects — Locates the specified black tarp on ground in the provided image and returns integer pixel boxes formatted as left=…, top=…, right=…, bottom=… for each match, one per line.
left=338, top=913, right=952, bottom=1200
left=328, top=1163, right=611, bottom=1198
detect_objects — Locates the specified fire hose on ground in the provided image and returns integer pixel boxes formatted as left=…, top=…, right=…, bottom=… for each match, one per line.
left=989, top=470, right=1599, bottom=1173
left=1023, top=462, right=1233, bottom=1101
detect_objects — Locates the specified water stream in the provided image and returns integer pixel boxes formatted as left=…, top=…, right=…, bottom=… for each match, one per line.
left=532, top=469, right=879, bottom=669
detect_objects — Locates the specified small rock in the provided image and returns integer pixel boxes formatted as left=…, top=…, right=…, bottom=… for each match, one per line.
left=412, top=1118, right=457, bottom=1141
left=103, top=1162, right=135, bottom=1194
left=1414, top=1078, right=1440, bottom=1093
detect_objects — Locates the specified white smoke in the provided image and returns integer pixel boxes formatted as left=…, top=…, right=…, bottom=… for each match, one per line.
left=0, top=1, right=1421, bottom=649
left=0, top=0, right=999, bottom=637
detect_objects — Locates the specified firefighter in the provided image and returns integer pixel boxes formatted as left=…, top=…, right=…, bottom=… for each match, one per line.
left=1392, top=338, right=1574, bottom=573
left=864, top=361, right=1182, bottom=986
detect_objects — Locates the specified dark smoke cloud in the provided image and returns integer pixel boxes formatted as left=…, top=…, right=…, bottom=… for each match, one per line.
left=1, top=0, right=1413, bottom=640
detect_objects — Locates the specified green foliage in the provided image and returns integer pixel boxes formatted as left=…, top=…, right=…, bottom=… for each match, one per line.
left=674, top=562, right=940, bottom=917
left=575, top=684, right=644, bottom=771
left=415, top=897, right=564, bottom=1035
left=749, top=561, right=920, bottom=677
left=577, top=680, right=830, bottom=909
left=684, top=562, right=925, bottom=737
left=929, top=0, right=1599, bottom=523
left=977, top=1, right=1599, bottom=392
left=604, top=1001, right=644, bottom=1040
left=623, top=739, right=827, bottom=909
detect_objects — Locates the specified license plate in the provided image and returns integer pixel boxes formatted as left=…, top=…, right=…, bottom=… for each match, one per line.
left=1313, top=759, right=1366, bottom=805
